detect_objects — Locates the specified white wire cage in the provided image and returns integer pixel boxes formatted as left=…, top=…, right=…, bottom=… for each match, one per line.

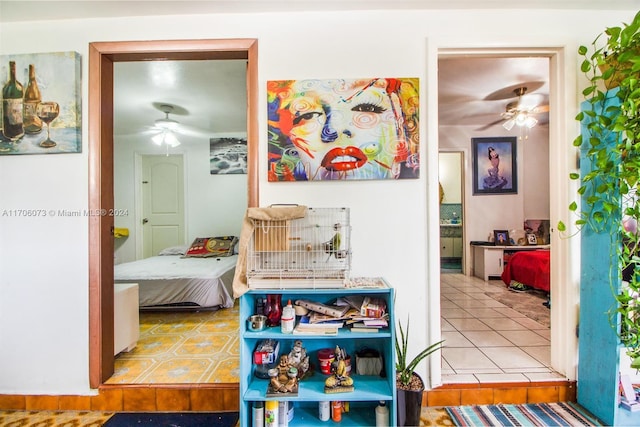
left=247, top=207, right=352, bottom=288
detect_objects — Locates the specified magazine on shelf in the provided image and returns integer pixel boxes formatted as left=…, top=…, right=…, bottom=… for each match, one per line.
left=293, top=323, right=338, bottom=335
left=295, top=299, right=350, bottom=318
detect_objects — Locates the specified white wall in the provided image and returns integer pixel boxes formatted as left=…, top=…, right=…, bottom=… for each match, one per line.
left=113, top=133, right=248, bottom=264
left=0, top=8, right=636, bottom=395
left=438, top=152, right=462, bottom=204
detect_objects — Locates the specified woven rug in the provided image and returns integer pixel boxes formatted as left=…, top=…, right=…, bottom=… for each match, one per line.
left=104, top=412, right=239, bottom=426
left=485, top=287, right=550, bottom=328
left=445, top=402, right=602, bottom=426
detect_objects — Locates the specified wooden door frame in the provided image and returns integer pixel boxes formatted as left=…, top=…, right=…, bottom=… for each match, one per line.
left=88, top=39, right=258, bottom=387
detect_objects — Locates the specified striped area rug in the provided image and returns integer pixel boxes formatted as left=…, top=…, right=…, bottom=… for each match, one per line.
left=446, top=402, right=603, bottom=426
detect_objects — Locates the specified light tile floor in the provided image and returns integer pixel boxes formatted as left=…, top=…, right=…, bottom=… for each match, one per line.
left=440, top=273, right=566, bottom=384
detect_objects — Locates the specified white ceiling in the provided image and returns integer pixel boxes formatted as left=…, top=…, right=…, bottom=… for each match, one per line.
left=113, top=60, right=248, bottom=140
left=1, top=0, right=638, bottom=23
left=438, top=56, right=549, bottom=130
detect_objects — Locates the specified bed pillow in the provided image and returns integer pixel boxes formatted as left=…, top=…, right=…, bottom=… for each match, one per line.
left=184, top=236, right=238, bottom=258
left=158, top=245, right=189, bottom=256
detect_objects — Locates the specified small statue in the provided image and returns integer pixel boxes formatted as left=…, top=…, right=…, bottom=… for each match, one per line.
left=267, top=354, right=298, bottom=395
left=324, top=345, right=354, bottom=393
left=287, top=339, right=310, bottom=378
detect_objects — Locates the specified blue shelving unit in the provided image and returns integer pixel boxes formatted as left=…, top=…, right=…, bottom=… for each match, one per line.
left=239, top=284, right=396, bottom=426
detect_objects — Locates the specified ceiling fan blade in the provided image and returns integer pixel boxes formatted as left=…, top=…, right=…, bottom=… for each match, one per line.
left=476, top=118, right=505, bottom=131
left=531, top=104, right=550, bottom=114
left=517, top=93, right=545, bottom=110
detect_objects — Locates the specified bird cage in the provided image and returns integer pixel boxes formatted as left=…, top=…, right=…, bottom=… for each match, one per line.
left=247, top=207, right=351, bottom=289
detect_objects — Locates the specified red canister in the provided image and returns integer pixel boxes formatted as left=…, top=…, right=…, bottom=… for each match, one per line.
left=318, top=348, right=335, bottom=375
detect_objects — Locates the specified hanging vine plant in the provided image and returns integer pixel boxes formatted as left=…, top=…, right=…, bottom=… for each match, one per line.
left=558, top=10, right=640, bottom=365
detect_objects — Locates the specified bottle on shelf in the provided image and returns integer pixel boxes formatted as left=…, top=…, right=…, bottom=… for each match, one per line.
left=331, top=401, right=342, bottom=422
left=2, top=61, right=24, bottom=141
left=375, top=400, right=389, bottom=427
left=23, top=64, right=42, bottom=134
left=318, top=401, right=330, bottom=421
left=265, top=400, right=278, bottom=427
left=252, top=401, right=264, bottom=427
left=280, top=299, right=295, bottom=334
left=265, top=294, right=282, bottom=327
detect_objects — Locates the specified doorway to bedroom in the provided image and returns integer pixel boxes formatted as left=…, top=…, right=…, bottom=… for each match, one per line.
left=88, top=39, right=259, bottom=389
left=435, top=48, right=572, bottom=386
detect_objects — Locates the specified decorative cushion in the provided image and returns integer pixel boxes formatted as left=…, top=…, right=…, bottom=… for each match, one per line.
left=184, top=236, right=238, bottom=258
left=158, top=245, right=189, bottom=256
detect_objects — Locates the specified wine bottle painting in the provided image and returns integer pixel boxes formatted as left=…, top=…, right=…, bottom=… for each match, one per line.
left=0, top=51, right=81, bottom=155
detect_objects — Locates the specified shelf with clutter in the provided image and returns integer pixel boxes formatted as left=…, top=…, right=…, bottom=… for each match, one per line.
left=239, top=283, right=396, bottom=426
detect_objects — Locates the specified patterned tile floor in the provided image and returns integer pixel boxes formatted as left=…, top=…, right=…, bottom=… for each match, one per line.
left=106, top=302, right=239, bottom=384
left=0, top=407, right=453, bottom=426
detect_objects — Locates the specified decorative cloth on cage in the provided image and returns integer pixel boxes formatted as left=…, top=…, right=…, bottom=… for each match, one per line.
left=232, top=205, right=308, bottom=297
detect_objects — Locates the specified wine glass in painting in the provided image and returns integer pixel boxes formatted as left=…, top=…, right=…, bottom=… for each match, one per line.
left=36, top=102, right=60, bottom=148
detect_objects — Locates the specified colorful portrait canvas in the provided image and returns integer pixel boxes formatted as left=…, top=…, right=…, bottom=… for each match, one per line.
left=0, top=51, right=81, bottom=155
left=266, top=78, right=419, bottom=181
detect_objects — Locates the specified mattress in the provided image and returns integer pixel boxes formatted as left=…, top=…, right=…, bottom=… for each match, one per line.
left=501, top=250, right=550, bottom=292
left=114, top=255, right=237, bottom=309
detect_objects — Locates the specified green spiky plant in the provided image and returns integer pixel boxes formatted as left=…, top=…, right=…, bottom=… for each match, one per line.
left=558, top=10, right=640, bottom=365
left=395, top=316, right=444, bottom=389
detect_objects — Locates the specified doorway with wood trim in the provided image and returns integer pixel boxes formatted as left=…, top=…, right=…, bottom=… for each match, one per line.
left=87, top=39, right=258, bottom=388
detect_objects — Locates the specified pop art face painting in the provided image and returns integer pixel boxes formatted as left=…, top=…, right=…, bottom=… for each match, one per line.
left=267, top=78, right=419, bottom=181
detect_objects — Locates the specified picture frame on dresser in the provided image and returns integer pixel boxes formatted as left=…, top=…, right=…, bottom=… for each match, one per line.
left=493, top=230, right=510, bottom=246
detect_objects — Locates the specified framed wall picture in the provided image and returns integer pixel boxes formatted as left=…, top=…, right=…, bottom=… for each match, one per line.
left=472, top=136, right=517, bottom=194
left=209, top=136, right=247, bottom=174
left=527, top=233, right=538, bottom=245
left=266, top=77, right=420, bottom=181
left=494, top=229, right=510, bottom=246
left=0, top=51, right=82, bottom=155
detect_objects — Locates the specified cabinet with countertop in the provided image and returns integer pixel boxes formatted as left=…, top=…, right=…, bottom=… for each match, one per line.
left=472, top=244, right=550, bottom=281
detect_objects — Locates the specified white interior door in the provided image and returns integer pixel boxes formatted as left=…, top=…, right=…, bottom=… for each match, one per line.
left=141, top=154, right=185, bottom=257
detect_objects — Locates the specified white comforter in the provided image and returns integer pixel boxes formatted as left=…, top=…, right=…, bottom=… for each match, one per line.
left=114, top=255, right=237, bottom=308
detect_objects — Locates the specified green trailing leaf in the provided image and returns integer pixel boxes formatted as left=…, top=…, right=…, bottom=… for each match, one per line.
left=570, top=11, right=640, bottom=371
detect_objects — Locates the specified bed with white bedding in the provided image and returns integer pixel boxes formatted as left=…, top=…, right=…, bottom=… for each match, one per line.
left=114, top=254, right=238, bottom=309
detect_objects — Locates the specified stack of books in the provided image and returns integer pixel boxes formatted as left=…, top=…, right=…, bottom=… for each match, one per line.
left=292, top=297, right=389, bottom=335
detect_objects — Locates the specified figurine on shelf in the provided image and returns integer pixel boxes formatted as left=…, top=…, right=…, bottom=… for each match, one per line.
left=266, top=354, right=298, bottom=396
left=287, top=339, right=310, bottom=378
left=324, top=345, right=354, bottom=393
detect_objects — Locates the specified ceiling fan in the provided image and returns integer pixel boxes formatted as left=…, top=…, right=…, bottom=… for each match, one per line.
left=149, top=104, right=182, bottom=147
left=478, top=86, right=549, bottom=132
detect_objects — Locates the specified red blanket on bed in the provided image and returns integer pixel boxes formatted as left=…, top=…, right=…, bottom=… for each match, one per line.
left=501, top=250, right=550, bottom=292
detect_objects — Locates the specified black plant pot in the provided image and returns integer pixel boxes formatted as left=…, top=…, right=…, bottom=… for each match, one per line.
left=396, top=373, right=424, bottom=426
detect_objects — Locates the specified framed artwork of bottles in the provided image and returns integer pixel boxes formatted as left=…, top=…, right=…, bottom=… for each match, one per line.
left=0, top=51, right=81, bottom=155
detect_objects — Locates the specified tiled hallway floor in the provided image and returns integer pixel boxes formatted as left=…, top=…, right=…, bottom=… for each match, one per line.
left=440, top=273, right=566, bottom=384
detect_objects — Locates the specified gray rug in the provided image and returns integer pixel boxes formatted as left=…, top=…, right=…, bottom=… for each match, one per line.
left=485, top=285, right=550, bottom=328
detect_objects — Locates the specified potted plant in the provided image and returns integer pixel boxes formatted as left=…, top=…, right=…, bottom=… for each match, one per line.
left=559, top=10, right=640, bottom=367
left=395, top=317, right=444, bottom=426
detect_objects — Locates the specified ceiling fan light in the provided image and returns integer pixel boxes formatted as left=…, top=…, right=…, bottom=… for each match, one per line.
left=152, top=132, right=165, bottom=145
left=515, top=112, right=528, bottom=126
left=524, top=116, right=538, bottom=128
left=503, top=118, right=516, bottom=131
left=155, top=118, right=179, bottom=130
left=151, top=130, right=181, bottom=147
left=164, top=131, right=181, bottom=147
